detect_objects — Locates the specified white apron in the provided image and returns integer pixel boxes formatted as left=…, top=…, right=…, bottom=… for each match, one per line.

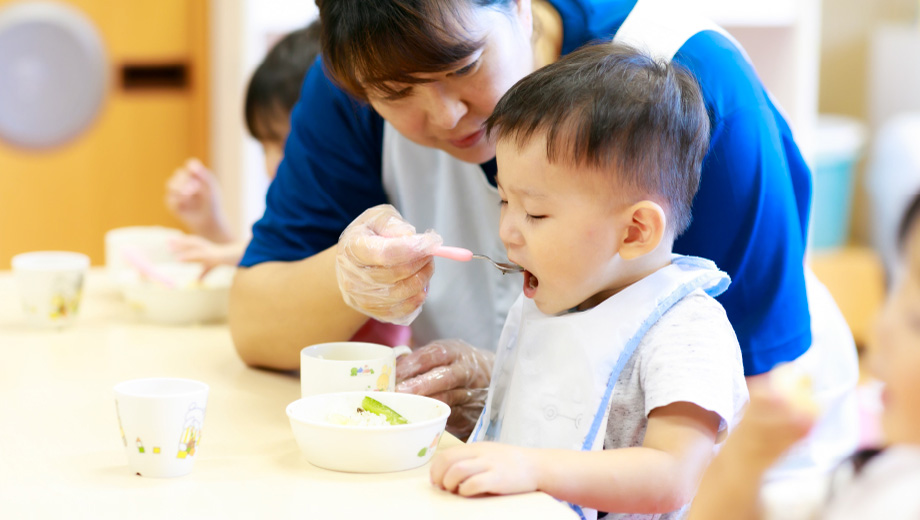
left=470, top=256, right=730, bottom=520
left=381, top=127, right=518, bottom=352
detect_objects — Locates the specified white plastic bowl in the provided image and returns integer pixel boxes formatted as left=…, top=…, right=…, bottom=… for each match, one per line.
left=286, top=391, right=451, bottom=473
left=104, top=226, right=183, bottom=277
left=119, top=262, right=234, bottom=325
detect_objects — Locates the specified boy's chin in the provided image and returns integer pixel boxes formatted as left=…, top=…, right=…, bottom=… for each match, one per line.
left=532, top=296, right=575, bottom=316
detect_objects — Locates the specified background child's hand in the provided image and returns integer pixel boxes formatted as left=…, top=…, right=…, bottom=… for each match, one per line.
left=165, top=158, right=233, bottom=243
left=335, top=204, right=443, bottom=326
left=429, top=442, right=540, bottom=497
left=728, top=369, right=820, bottom=470
left=168, top=235, right=245, bottom=276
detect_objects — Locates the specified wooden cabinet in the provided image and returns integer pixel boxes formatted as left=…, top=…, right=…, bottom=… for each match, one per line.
left=0, top=0, right=209, bottom=268
left=809, top=246, right=886, bottom=349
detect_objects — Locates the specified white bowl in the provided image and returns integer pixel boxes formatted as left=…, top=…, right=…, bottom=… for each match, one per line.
left=120, top=262, right=234, bottom=325
left=105, top=226, right=183, bottom=277
left=286, top=391, right=451, bottom=473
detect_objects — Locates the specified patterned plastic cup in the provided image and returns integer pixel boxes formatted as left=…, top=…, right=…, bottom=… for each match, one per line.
left=114, top=378, right=209, bottom=478
left=300, top=342, right=412, bottom=398
left=12, top=251, right=89, bottom=328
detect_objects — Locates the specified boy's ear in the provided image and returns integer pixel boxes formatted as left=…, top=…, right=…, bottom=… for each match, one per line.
left=618, top=201, right=666, bottom=260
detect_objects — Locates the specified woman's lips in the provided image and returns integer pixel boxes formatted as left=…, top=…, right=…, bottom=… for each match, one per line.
left=448, top=128, right=485, bottom=149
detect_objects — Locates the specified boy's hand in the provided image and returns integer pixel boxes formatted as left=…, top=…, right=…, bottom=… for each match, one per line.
left=335, top=204, right=443, bottom=326
left=430, top=442, right=540, bottom=496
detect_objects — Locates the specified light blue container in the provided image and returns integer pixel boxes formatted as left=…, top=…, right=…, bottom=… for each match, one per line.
left=810, top=115, right=866, bottom=250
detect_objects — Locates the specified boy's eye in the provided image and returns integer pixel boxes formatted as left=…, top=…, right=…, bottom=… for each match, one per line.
left=525, top=213, right=546, bottom=222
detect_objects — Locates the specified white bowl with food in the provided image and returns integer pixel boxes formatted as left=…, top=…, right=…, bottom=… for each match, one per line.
left=286, top=391, right=451, bottom=473
left=119, top=262, right=234, bottom=325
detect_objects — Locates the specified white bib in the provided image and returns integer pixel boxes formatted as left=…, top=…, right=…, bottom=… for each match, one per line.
left=470, top=256, right=729, bottom=520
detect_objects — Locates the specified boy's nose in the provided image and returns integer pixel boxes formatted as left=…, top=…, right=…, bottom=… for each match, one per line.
left=499, top=213, right=522, bottom=248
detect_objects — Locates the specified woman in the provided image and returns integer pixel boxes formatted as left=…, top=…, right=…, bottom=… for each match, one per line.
left=229, top=0, right=857, bottom=478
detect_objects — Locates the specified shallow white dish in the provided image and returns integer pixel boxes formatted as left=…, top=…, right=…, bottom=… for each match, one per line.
left=286, top=391, right=451, bottom=473
left=119, top=262, right=234, bottom=325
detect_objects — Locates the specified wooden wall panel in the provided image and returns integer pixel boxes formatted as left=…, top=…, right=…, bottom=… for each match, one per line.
left=0, top=0, right=209, bottom=268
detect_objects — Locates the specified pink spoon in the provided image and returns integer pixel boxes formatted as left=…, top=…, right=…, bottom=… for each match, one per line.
left=121, top=247, right=177, bottom=288
left=433, top=246, right=523, bottom=274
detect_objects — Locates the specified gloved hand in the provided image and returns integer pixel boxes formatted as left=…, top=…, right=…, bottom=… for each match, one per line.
left=335, top=204, right=443, bottom=326
left=396, top=339, right=495, bottom=439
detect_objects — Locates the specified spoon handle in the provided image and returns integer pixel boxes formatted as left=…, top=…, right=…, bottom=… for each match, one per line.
left=121, top=247, right=177, bottom=288
left=432, top=246, right=474, bottom=262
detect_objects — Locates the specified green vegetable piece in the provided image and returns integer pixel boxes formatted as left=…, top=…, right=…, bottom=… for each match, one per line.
left=417, top=447, right=427, bottom=457
left=361, top=396, right=408, bottom=425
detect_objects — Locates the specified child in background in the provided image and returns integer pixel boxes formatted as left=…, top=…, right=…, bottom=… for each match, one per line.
left=165, top=21, right=322, bottom=267
left=429, top=43, right=748, bottom=520
left=166, top=20, right=408, bottom=347
left=689, top=192, right=920, bottom=520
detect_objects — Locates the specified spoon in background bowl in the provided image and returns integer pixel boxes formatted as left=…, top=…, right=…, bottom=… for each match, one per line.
left=121, top=247, right=178, bottom=288
left=433, top=246, right=524, bottom=275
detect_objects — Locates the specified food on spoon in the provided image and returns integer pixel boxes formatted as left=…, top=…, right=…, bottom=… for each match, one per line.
left=361, top=396, right=409, bottom=425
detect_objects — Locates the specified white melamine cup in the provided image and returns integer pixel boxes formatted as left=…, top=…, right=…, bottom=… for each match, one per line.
left=300, top=342, right=412, bottom=398
left=113, top=378, right=209, bottom=478
left=12, top=251, right=90, bottom=328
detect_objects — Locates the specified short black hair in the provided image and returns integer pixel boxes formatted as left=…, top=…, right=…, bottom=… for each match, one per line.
left=485, top=42, right=710, bottom=236
left=244, top=20, right=322, bottom=141
left=317, top=0, right=514, bottom=102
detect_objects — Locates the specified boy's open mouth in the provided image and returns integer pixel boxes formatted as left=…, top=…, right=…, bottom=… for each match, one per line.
left=523, top=270, right=539, bottom=298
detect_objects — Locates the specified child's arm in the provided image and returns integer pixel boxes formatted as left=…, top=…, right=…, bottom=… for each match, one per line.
left=687, top=375, right=818, bottom=520
left=430, top=401, right=720, bottom=514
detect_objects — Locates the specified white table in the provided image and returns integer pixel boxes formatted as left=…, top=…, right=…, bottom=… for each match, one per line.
left=0, top=270, right=577, bottom=519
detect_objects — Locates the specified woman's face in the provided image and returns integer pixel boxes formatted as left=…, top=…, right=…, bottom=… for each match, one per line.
left=365, top=3, right=535, bottom=164
left=870, top=225, right=920, bottom=445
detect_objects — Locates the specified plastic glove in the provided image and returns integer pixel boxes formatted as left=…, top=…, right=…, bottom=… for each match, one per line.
left=430, top=441, right=539, bottom=497
left=396, top=339, right=494, bottom=439
left=335, top=204, right=443, bottom=326
left=165, top=158, right=233, bottom=243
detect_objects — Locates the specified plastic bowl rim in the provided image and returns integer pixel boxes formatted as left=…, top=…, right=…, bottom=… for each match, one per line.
left=286, top=392, right=451, bottom=432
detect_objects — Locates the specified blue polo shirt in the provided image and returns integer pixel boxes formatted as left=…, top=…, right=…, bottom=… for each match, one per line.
left=242, top=0, right=813, bottom=376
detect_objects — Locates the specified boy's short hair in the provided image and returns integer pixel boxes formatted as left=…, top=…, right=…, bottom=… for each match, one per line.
left=485, top=42, right=710, bottom=236
left=317, top=0, right=514, bottom=102
left=244, top=20, right=322, bottom=142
